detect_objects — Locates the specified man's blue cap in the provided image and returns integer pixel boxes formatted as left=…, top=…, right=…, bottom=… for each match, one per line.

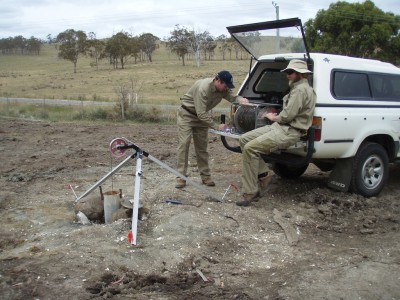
left=217, top=70, right=235, bottom=89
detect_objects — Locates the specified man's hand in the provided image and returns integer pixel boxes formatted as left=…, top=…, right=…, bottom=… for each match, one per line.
left=218, top=123, right=229, bottom=131
left=262, top=112, right=278, bottom=122
left=238, top=98, right=250, bottom=105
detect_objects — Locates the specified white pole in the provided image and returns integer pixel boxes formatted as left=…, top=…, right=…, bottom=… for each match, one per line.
left=130, top=151, right=142, bottom=245
left=272, top=2, right=280, bottom=53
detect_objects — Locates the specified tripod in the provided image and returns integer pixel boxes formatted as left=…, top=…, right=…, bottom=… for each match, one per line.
left=76, top=137, right=224, bottom=245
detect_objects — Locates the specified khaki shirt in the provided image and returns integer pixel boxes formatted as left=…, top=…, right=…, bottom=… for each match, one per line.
left=180, top=78, right=242, bottom=129
left=276, top=78, right=316, bottom=131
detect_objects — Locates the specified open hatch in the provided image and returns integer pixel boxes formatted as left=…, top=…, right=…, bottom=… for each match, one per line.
left=226, top=17, right=310, bottom=61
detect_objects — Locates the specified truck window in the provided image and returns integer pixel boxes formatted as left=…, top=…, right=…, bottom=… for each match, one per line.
left=369, top=74, right=400, bottom=101
left=254, top=69, right=287, bottom=94
left=333, top=71, right=371, bottom=99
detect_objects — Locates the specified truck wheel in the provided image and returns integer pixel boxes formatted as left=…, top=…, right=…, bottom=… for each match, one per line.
left=272, top=163, right=308, bottom=179
left=350, top=143, right=388, bottom=197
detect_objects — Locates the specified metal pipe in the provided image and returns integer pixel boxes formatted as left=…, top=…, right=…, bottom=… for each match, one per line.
left=75, top=154, right=135, bottom=202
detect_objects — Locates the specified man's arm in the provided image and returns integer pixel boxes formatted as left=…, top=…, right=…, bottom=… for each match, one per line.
left=263, top=89, right=304, bottom=123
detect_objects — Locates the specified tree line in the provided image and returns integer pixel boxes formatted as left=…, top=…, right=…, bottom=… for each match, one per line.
left=305, top=0, right=400, bottom=65
left=166, top=25, right=247, bottom=67
left=55, top=30, right=161, bottom=73
left=53, top=28, right=245, bottom=73
left=1, top=1, right=399, bottom=68
left=0, top=36, right=42, bottom=55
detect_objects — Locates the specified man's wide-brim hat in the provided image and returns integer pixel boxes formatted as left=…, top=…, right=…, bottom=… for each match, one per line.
left=281, top=59, right=312, bottom=74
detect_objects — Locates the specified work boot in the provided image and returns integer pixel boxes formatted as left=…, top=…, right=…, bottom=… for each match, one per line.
left=202, top=178, right=215, bottom=186
left=259, top=174, right=276, bottom=196
left=236, top=193, right=259, bottom=207
left=175, top=179, right=186, bottom=189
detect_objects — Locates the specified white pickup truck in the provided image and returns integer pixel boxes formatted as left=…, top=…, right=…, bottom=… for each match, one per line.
left=213, top=18, right=400, bottom=197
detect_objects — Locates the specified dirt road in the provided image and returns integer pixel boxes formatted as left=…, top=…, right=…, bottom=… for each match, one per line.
left=1, top=119, right=399, bottom=299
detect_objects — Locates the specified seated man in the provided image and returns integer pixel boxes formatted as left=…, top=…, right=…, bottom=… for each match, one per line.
left=236, top=59, right=317, bottom=207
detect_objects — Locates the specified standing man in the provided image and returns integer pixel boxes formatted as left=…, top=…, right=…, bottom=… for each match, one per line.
left=176, top=70, right=248, bottom=188
left=236, top=60, right=316, bottom=206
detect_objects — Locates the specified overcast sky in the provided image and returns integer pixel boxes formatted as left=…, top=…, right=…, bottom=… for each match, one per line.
left=0, top=0, right=398, bottom=40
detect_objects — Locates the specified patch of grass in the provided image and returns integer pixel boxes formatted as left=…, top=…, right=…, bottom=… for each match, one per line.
left=0, top=102, right=177, bottom=124
left=72, top=107, right=109, bottom=121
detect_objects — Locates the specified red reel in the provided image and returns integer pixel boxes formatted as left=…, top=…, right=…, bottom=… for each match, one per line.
left=109, top=137, right=129, bottom=158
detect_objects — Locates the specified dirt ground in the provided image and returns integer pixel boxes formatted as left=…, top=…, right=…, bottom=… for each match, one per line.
left=1, top=119, right=399, bottom=300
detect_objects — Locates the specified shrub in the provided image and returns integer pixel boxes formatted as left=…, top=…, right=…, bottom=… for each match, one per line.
left=35, top=109, right=49, bottom=119
left=125, top=105, right=161, bottom=123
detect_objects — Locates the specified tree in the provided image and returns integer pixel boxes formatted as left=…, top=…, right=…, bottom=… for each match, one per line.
left=166, top=25, right=191, bottom=66
left=388, top=35, right=400, bottom=65
left=13, top=35, right=26, bottom=54
left=46, top=34, right=55, bottom=44
left=304, top=0, right=400, bottom=64
left=202, top=35, right=217, bottom=61
left=104, top=32, right=132, bottom=69
left=26, top=36, right=42, bottom=55
left=130, top=36, right=141, bottom=64
left=232, top=39, right=243, bottom=60
left=187, top=29, right=209, bottom=67
left=87, top=32, right=105, bottom=70
left=56, top=29, right=88, bottom=73
left=139, top=33, right=158, bottom=62
left=166, top=25, right=216, bottom=67
left=217, top=34, right=230, bottom=60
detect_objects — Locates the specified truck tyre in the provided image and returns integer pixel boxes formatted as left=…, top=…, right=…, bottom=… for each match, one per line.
left=272, top=163, right=309, bottom=179
left=350, top=142, right=388, bottom=197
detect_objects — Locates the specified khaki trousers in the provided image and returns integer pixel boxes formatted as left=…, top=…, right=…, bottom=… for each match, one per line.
left=177, top=107, right=210, bottom=180
left=239, top=122, right=301, bottom=194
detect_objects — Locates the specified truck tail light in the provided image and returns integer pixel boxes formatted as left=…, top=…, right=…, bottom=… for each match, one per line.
left=312, top=117, right=322, bottom=141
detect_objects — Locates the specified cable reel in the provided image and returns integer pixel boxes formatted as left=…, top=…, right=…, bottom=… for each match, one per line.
left=233, top=105, right=278, bottom=133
